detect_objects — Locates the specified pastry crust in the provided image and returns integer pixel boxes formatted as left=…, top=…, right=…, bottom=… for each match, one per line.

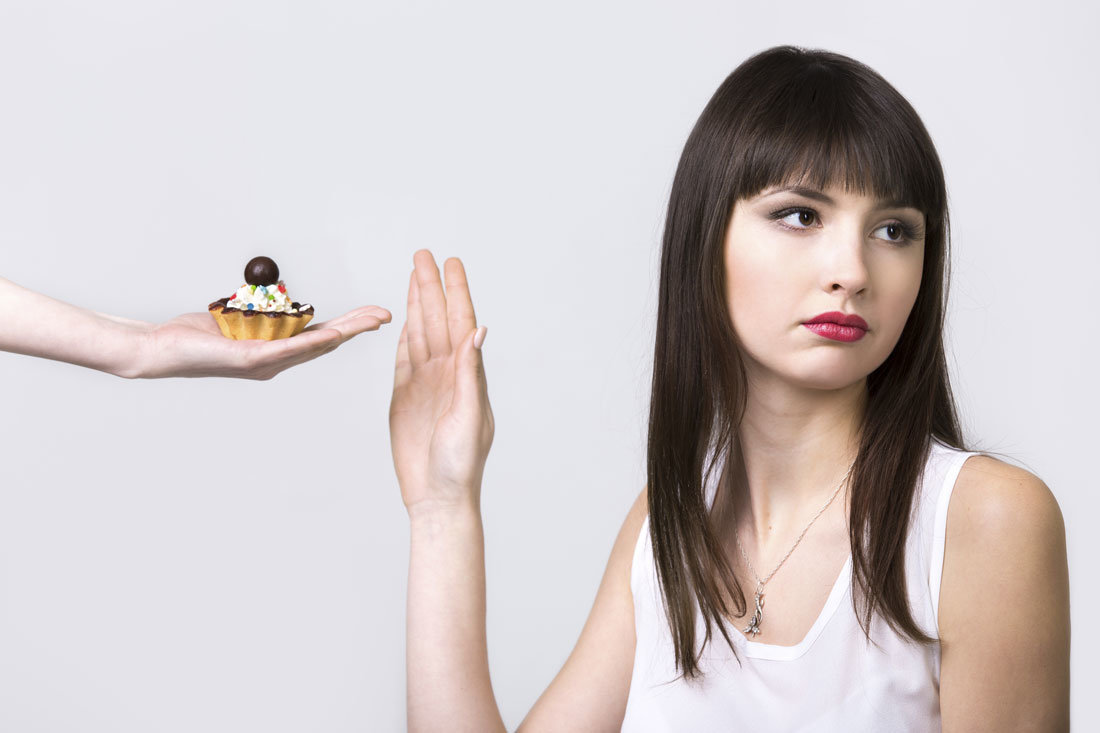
left=208, top=298, right=314, bottom=340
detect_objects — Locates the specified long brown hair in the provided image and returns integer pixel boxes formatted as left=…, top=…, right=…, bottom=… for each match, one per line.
left=646, top=45, right=967, bottom=678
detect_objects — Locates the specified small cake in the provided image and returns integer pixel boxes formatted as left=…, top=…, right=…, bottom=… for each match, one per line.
left=208, top=256, right=314, bottom=340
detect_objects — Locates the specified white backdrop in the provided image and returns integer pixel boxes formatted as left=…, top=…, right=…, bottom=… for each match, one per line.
left=0, top=1, right=1095, bottom=730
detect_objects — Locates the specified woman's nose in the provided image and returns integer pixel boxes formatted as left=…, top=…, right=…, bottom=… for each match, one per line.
left=821, top=225, right=870, bottom=297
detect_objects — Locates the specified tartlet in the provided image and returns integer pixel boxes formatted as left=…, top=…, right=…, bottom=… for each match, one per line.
left=208, top=256, right=314, bottom=340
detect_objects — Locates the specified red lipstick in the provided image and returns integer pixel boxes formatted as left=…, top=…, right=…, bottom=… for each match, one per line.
left=802, top=311, right=868, bottom=342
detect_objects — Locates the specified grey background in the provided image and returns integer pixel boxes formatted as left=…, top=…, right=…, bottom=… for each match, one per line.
left=0, top=0, right=1095, bottom=730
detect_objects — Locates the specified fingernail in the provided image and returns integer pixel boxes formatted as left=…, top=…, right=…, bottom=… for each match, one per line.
left=473, top=325, right=487, bottom=350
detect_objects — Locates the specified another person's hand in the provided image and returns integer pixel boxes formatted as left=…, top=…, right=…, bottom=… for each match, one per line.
left=142, top=305, right=391, bottom=379
left=0, top=276, right=390, bottom=379
left=389, top=250, right=493, bottom=517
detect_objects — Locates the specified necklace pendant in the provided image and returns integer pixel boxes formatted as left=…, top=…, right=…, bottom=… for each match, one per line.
left=742, top=589, right=765, bottom=638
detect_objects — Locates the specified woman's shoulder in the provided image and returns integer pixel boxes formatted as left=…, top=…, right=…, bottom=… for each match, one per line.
left=936, top=454, right=1070, bottom=724
left=950, top=454, right=1062, bottom=536
left=939, top=453, right=1066, bottom=631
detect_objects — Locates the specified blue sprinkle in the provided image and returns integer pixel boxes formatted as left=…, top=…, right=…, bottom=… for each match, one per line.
left=259, top=285, right=267, bottom=294
left=247, top=303, right=254, bottom=310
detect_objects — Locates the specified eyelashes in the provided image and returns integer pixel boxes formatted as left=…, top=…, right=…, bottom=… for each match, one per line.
left=766, top=206, right=924, bottom=244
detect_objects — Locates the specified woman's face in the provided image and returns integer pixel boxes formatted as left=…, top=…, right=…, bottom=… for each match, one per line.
left=724, top=183, right=926, bottom=391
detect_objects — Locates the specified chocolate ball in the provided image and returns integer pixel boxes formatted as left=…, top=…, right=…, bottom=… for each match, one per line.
left=244, top=256, right=280, bottom=286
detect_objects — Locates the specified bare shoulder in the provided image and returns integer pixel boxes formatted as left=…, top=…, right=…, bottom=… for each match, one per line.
left=938, top=454, right=1070, bottom=731
left=942, top=453, right=1066, bottom=620
left=948, top=454, right=1064, bottom=543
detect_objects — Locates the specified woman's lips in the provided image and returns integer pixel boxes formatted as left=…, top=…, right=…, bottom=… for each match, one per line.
left=802, top=322, right=867, bottom=342
left=802, top=311, right=869, bottom=342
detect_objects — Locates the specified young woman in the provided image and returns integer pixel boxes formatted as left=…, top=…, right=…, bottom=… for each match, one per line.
left=388, top=46, right=1070, bottom=731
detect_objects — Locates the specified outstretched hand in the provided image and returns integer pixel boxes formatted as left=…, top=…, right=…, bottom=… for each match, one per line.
left=143, top=305, right=391, bottom=379
left=389, top=250, right=493, bottom=516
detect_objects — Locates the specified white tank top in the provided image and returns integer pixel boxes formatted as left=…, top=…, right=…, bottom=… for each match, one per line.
left=622, top=438, right=979, bottom=732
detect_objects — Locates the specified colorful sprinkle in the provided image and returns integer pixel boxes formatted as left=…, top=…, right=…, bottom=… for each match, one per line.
left=277, top=284, right=286, bottom=293
left=268, top=294, right=275, bottom=300
left=250, top=284, right=257, bottom=293
left=247, top=303, right=255, bottom=310
left=229, top=293, right=236, bottom=300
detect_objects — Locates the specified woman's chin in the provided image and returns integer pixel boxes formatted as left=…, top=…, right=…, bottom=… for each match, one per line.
left=753, top=363, right=870, bottom=393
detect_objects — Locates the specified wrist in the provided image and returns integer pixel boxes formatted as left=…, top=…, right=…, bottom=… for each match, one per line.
left=111, top=321, right=155, bottom=379
left=407, top=496, right=482, bottom=529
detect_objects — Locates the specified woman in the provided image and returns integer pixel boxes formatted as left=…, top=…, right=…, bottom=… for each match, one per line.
left=389, top=46, right=1070, bottom=731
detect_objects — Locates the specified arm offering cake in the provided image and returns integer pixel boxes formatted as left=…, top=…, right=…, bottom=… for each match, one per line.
left=208, top=256, right=314, bottom=340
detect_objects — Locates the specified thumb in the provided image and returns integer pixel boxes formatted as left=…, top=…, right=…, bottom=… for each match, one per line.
left=452, top=326, right=488, bottom=413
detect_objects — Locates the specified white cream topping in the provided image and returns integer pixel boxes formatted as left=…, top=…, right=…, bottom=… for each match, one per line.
left=226, top=281, right=308, bottom=313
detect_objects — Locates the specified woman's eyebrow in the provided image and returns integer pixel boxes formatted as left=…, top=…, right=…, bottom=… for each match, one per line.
left=769, top=185, right=836, bottom=204
left=763, top=185, right=919, bottom=212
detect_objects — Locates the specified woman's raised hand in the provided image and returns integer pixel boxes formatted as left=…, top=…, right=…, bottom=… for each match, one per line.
left=396, top=251, right=505, bottom=732
left=389, top=250, right=493, bottom=517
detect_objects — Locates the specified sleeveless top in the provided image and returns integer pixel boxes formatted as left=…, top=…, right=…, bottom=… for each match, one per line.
left=622, top=438, right=980, bottom=732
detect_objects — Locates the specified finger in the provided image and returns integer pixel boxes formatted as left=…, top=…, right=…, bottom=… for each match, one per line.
left=307, top=305, right=392, bottom=331
left=394, top=321, right=412, bottom=389
left=452, top=325, right=489, bottom=416
left=473, top=327, right=489, bottom=403
left=443, top=257, right=478, bottom=349
left=413, top=249, right=452, bottom=358
left=254, top=328, right=341, bottom=363
left=406, top=269, right=430, bottom=366
left=319, top=314, right=386, bottom=341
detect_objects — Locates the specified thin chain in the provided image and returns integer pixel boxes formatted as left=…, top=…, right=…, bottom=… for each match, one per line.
left=735, top=461, right=855, bottom=591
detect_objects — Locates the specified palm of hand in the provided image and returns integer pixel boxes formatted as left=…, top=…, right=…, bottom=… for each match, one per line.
left=391, top=352, right=485, bottom=508
left=146, top=306, right=390, bottom=379
left=390, top=251, right=492, bottom=513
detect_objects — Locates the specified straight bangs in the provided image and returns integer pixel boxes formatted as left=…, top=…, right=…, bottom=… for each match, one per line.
left=725, top=58, right=946, bottom=228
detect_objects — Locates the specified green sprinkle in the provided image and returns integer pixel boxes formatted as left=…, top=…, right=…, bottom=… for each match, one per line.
left=251, top=284, right=257, bottom=293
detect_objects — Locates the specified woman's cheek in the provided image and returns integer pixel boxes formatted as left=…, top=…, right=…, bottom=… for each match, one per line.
left=880, top=261, right=923, bottom=343
left=726, top=274, right=787, bottom=360
left=726, top=242, right=784, bottom=318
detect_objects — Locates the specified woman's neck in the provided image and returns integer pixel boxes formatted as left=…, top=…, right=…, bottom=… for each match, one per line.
left=720, top=374, right=867, bottom=549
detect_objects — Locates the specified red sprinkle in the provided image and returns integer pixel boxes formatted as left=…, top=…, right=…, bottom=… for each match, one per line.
left=229, top=293, right=236, bottom=300
left=277, top=284, right=286, bottom=293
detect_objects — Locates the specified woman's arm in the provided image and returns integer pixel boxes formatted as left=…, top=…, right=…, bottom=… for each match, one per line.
left=406, top=501, right=504, bottom=730
left=391, top=251, right=501, bottom=731
left=516, top=488, right=643, bottom=730
left=0, top=276, right=390, bottom=379
left=938, top=456, right=1070, bottom=732
left=391, top=251, right=637, bottom=732
left=405, top=489, right=641, bottom=733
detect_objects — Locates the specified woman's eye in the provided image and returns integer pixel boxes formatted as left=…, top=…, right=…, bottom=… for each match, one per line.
left=770, top=208, right=917, bottom=243
left=779, top=209, right=817, bottom=228
left=872, top=222, right=906, bottom=242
